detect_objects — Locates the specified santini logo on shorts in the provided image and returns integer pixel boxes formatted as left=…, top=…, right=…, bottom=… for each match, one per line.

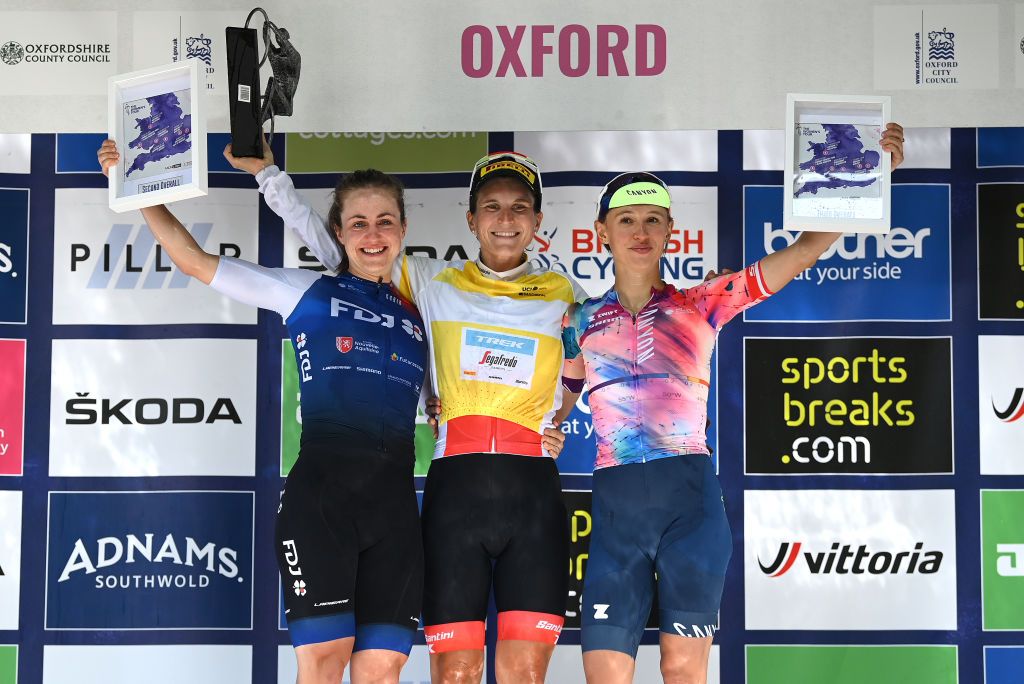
left=759, top=541, right=943, bottom=577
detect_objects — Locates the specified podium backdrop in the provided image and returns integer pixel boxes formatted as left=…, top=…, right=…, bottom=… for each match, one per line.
left=0, top=126, right=1023, bottom=683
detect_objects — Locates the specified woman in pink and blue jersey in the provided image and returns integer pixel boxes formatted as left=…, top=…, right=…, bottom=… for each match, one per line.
left=558, top=124, right=905, bottom=684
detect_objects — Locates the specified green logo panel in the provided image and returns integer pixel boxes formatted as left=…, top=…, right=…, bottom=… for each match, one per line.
left=0, top=646, right=16, bottom=684
left=983, top=489, right=1024, bottom=629
left=285, top=132, right=489, bottom=173
left=280, top=340, right=434, bottom=477
left=746, top=646, right=957, bottom=684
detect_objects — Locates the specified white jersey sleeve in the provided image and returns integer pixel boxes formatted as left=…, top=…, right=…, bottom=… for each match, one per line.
left=209, top=256, right=321, bottom=320
left=256, top=165, right=343, bottom=272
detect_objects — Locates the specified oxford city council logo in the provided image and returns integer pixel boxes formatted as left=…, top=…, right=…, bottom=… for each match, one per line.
left=0, top=42, right=24, bottom=65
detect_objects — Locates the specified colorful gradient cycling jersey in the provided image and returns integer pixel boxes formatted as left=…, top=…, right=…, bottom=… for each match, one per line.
left=563, top=263, right=772, bottom=470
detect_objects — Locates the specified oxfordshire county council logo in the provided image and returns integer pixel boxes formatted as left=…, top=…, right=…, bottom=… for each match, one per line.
left=0, top=41, right=23, bottom=65
left=186, top=34, right=212, bottom=66
left=928, top=28, right=954, bottom=60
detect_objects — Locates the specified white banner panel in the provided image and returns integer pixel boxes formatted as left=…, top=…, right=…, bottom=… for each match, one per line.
left=2, top=1, right=1021, bottom=132
left=132, top=11, right=241, bottom=133
left=541, top=185, right=717, bottom=297
left=743, top=128, right=951, bottom=171
left=874, top=4, right=1000, bottom=90
left=1017, top=4, right=1024, bottom=88
left=0, top=491, right=21, bottom=630
left=52, top=188, right=258, bottom=325
left=0, top=135, right=30, bottom=174
left=548, top=644, right=719, bottom=683
left=284, top=187, right=476, bottom=270
left=979, top=336, right=1024, bottom=474
left=277, top=645, right=432, bottom=683
left=0, top=11, right=116, bottom=96
left=44, top=645, right=251, bottom=684
left=49, top=338, right=257, bottom=477
left=516, top=131, right=718, bottom=172
left=744, top=489, right=957, bottom=630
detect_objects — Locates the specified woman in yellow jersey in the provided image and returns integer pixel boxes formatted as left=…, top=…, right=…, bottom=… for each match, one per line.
left=226, top=145, right=584, bottom=683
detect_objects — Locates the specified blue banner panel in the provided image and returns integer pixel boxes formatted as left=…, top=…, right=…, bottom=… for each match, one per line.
left=985, top=646, right=1024, bottom=684
left=978, top=128, right=1024, bottom=167
left=0, top=189, right=29, bottom=324
left=743, top=185, right=951, bottom=322
left=57, top=133, right=239, bottom=173
left=46, top=491, right=254, bottom=629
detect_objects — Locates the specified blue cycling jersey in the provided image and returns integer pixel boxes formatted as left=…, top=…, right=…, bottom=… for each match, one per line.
left=210, top=258, right=428, bottom=451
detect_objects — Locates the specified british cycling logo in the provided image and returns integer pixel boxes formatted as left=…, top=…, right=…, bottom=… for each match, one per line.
left=758, top=541, right=943, bottom=576
left=993, top=388, right=1024, bottom=423
left=0, top=41, right=23, bottom=65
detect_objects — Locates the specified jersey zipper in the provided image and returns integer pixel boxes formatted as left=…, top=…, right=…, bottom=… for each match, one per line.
left=377, top=280, right=389, bottom=454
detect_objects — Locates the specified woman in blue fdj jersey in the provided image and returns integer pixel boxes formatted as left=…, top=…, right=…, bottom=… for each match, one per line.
left=99, top=140, right=428, bottom=684
left=560, top=125, right=905, bottom=684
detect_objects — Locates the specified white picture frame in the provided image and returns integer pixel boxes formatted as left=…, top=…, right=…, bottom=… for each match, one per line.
left=107, top=59, right=207, bottom=213
left=784, top=93, right=891, bottom=234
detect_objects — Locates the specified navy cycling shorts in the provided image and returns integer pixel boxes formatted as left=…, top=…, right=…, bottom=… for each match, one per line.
left=581, top=455, right=731, bottom=657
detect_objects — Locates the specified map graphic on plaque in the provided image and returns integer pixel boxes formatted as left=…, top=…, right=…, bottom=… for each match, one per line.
left=122, top=90, right=192, bottom=185
left=794, top=124, right=882, bottom=199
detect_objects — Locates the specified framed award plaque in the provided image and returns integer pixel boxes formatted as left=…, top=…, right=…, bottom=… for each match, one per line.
left=784, top=94, right=891, bottom=234
left=107, top=59, right=207, bottom=213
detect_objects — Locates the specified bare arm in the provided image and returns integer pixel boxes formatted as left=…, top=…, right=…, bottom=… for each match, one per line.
left=553, top=354, right=585, bottom=425
left=99, top=140, right=218, bottom=284
left=760, top=122, right=906, bottom=294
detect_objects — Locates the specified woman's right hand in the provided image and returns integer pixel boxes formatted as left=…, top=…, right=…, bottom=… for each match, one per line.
left=97, top=139, right=119, bottom=177
left=223, top=133, right=274, bottom=175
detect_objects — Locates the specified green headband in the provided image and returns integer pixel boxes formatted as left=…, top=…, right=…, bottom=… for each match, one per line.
left=606, top=181, right=672, bottom=211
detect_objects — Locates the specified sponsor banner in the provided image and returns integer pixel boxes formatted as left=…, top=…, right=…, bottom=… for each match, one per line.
left=982, top=489, right=1024, bottom=630
left=284, top=186, right=475, bottom=270
left=279, top=339, right=435, bottom=476
left=52, top=188, right=258, bottom=325
left=49, top=338, right=256, bottom=477
left=0, top=491, right=22, bottom=630
left=564, top=490, right=658, bottom=630
left=874, top=4, right=999, bottom=90
left=744, top=489, right=957, bottom=630
left=0, top=135, right=30, bottom=174
left=0, top=340, right=25, bottom=476
left=979, top=336, right=1024, bottom=474
left=978, top=183, right=1024, bottom=320
left=743, top=129, right=951, bottom=171
left=745, top=337, right=953, bottom=475
left=516, top=130, right=717, bottom=172
left=746, top=645, right=957, bottom=684
left=0, top=11, right=116, bottom=95
left=744, top=184, right=951, bottom=322
left=541, top=184, right=717, bottom=297
left=986, top=646, right=1024, bottom=683
left=277, top=644, right=431, bottom=683
left=43, top=645, right=251, bottom=683
left=0, top=188, right=29, bottom=324
left=978, top=128, right=1024, bottom=168
left=132, top=12, right=236, bottom=132
left=285, top=132, right=488, bottom=173
left=548, top=644, right=719, bottom=683
left=45, top=491, right=254, bottom=630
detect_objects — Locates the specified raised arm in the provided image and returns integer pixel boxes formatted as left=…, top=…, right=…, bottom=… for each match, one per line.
left=759, top=122, right=905, bottom=294
left=223, top=140, right=343, bottom=271
left=98, top=140, right=218, bottom=284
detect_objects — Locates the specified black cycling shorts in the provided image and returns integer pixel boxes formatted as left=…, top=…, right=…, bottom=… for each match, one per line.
left=421, top=453, right=568, bottom=652
left=276, top=438, right=423, bottom=653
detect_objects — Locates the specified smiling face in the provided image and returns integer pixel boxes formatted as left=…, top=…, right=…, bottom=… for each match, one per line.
left=333, top=187, right=406, bottom=282
left=466, top=176, right=542, bottom=272
left=595, top=204, right=673, bottom=274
